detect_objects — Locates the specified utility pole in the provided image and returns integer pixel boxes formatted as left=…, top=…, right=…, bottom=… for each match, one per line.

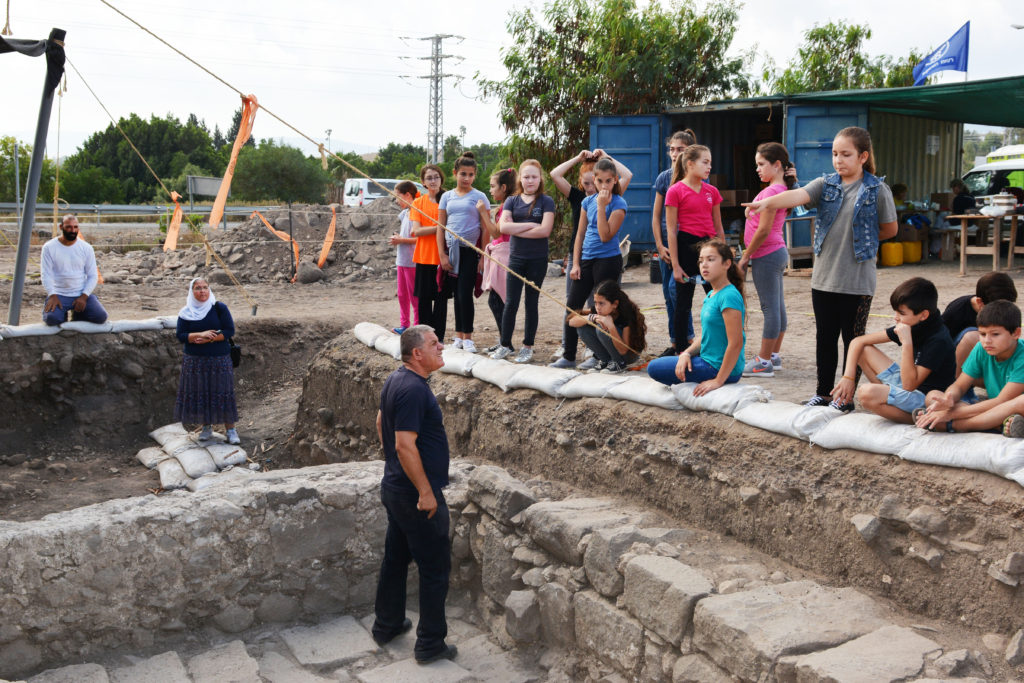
left=400, top=34, right=463, bottom=164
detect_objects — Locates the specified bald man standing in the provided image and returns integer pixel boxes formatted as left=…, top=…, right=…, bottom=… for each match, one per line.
left=41, top=214, right=108, bottom=326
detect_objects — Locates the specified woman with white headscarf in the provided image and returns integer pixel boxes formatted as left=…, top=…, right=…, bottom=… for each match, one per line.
left=174, top=277, right=240, bottom=444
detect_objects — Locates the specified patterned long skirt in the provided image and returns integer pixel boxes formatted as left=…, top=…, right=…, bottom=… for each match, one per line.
left=174, top=354, right=239, bottom=425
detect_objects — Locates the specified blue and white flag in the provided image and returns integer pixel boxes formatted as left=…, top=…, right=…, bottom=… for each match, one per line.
left=913, top=22, right=970, bottom=85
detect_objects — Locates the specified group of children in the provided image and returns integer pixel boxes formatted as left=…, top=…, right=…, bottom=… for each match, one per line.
left=385, top=126, right=1024, bottom=436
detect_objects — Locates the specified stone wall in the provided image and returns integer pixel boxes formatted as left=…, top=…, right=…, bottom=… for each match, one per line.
left=0, top=462, right=401, bottom=679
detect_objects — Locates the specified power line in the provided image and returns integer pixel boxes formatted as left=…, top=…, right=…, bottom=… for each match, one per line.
left=400, top=34, right=463, bottom=164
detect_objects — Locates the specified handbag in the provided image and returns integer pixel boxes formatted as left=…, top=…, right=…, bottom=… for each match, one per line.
left=228, top=337, right=241, bottom=368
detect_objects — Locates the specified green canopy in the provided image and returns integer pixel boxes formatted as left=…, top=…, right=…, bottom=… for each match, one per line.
left=786, top=75, right=1024, bottom=128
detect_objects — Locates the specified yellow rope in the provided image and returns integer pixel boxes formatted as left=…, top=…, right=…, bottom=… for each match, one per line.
left=65, top=55, right=258, bottom=314
left=95, top=0, right=635, bottom=353
left=1, top=0, right=11, bottom=35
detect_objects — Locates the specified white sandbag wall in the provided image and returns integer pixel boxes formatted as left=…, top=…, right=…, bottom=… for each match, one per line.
left=0, top=317, right=177, bottom=339
left=357, top=323, right=1024, bottom=489
left=140, top=422, right=251, bottom=490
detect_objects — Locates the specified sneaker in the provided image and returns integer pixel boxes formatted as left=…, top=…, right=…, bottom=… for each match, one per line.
left=462, top=340, right=477, bottom=354
left=451, top=338, right=464, bottom=350
left=577, top=357, right=601, bottom=371
left=659, top=346, right=677, bottom=358
left=601, top=361, right=625, bottom=374
left=770, top=353, right=782, bottom=371
left=1003, top=414, right=1024, bottom=438
left=393, top=326, right=407, bottom=335
left=583, top=348, right=595, bottom=360
left=742, top=357, right=774, bottom=378
left=828, top=398, right=855, bottom=413
left=549, top=357, right=577, bottom=369
left=226, top=428, right=241, bottom=445
left=490, top=345, right=512, bottom=360
left=512, top=347, right=533, bottom=363
left=550, top=345, right=565, bottom=361
left=198, top=425, right=213, bottom=441
left=802, top=395, right=830, bottom=407
left=485, top=344, right=500, bottom=354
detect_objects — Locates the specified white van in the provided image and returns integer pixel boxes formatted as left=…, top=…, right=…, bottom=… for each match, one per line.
left=962, top=145, right=1024, bottom=198
left=342, top=178, right=426, bottom=207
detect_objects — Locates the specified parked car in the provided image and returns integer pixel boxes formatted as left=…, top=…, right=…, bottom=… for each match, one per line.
left=342, top=178, right=427, bottom=207
left=962, top=159, right=1024, bottom=199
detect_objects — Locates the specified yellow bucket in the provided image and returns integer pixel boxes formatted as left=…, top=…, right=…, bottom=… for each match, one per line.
left=880, top=242, right=904, bottom=267
left=901, top=240, right=922, bottom=264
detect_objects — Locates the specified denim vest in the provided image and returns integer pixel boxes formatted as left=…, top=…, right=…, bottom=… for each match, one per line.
left=812, top=171, right=884, bottom=263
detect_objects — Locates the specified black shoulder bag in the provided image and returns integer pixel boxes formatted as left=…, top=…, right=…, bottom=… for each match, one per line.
left=216, top=302, right=242, bottom=368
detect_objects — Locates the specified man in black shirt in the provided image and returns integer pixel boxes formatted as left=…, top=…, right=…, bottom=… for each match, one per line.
left=372, top=325, right=457, bottom=665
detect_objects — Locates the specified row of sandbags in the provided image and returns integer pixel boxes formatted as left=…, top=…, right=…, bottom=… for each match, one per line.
left=140, top=423, right=253, bottom=492
left=0, top=316, right=178, bottom=340
left=354, top=322, right=1024, bottom=489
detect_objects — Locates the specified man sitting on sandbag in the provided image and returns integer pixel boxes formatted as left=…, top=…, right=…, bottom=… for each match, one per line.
left=41, top=214, right=108, bottom=326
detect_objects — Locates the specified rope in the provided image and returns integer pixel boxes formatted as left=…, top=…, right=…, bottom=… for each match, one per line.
left=96, top=0, right=632, bottom=352
left=65, top=55, right=258, bottom=314
left=1, top=0, right=11, bottom=35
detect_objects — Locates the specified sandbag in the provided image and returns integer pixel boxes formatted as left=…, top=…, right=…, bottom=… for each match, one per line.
left=60, top=320, right=114, bottom=333
left=897, top=432, right=1024, bottom=479
left=672, top=383, right=770, bottom=415
left=353, top=322, right=390, bottom=348
left=136, top=446, right=170, bottom=469
left=733, top=401, right=838, bottom=441
left=471, top=358, right=526, bottom=392
left=605, top=376, right=683, bottom=410
left=149, top=423, right=188, bottom=447
left=439, top=348, right=483, bottom=377
left=374, top=332, right=402, bottom=360
left=0, top=323, right=60, bottom=337
left=206, top=443, right=248, bottom=469
left=558, top=372, right=630, bottom=399
left=505, top=366, right=581, bottom=397
left=156, top=315, right=178, bottom=329
left=173, top=447, right=218, bottom=478
left=157, top=458, right=191, bottom=489
left=186, top=466, right=256, bottom=492
left=810, top=413, right=920, bottom=455
left=111, top=318, right=165, bottom=332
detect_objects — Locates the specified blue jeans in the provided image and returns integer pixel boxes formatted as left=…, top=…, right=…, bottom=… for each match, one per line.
left=578, top=324, right=637, bottom=365
left=373, top=485, right=451, bottom=659
left=646, top=354, right=741, bottom=386
left=657, top=257, right=680, bottom=344
left=42, top=294, right=108, bottom=326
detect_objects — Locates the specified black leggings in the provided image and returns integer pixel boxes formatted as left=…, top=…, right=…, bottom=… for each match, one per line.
left=501, top=255, right=547, bottom=348
left=452, top=246, right=479, bottom=334
left=487, top=290, right=504, bottom=334
left=673, top=231, right=712, bottom=350
left=811, top=288, right=872, bottom=397
left=414, top=263, right=447, bottom=342
left=563, top=254, right=623, bottom=361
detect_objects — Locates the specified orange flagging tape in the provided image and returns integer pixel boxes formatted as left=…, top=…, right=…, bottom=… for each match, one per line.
left=317, top=205, right=336, bottom=268
left=164, top=191, right=183, bottom=251
left=210, top=94, right=258, bottom=229
left=251, top=210, right=300, bottom=282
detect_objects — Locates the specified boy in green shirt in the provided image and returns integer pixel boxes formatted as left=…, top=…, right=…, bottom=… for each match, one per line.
left=916, top=300, right=1024, bottom=435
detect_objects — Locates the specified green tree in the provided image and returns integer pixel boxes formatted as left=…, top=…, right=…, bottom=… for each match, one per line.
left=476, top=0, right=749, bottom=168
left=762, top=21, right=925, bottom=94
left=367, top=142, right=427, bottom=178
left=233, top=139, right=329, bottom=203
left=0, top=136, right=56, bottom=203
left=328, top=151, right=370, bottom=182
left=212, top=125, right=226, bottom=149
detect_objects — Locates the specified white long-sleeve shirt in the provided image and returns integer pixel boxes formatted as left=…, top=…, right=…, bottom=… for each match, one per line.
left=40, top=237, right=99, bottom=297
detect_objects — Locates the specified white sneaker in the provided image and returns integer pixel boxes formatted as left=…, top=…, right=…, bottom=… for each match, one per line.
left=226, top=428, right=241, bottom=445
left=451, top=338, right=464, bottom=350
left=550, top=345, right=565, bottom=361
left=198, top=425, right=213, bottom=441
left=462, top=339, right=477, bottom=354
left=513, top=347, right=534, bottom=364
left=577, top=357, right=600, bottom=371
left=490, top=345, right=513, bottom=360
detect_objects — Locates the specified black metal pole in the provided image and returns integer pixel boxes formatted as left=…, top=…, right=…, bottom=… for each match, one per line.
left=8, top=28, right=65, bottom=325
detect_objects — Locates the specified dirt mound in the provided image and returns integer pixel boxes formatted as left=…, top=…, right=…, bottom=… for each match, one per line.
left=95, top=199, right=402, bottom=286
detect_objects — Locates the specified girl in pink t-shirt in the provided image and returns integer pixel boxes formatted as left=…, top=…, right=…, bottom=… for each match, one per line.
left=665, top=145, right=724, bottom=351
left=738, top=142, right=795, bottom=378
left=479, top=168, right=517, bottom=351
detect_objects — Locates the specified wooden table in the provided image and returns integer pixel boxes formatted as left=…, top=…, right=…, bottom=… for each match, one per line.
left=946, top=214, right=1021, bottom=276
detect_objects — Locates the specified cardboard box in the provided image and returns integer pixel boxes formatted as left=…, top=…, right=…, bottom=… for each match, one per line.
left=897, top=224, right=927, bottom=243
left=708, top=174, right=727, bottom=189
left=719, top=190, right=750, bottom=207
left=931, top=192, right=954, bottom=210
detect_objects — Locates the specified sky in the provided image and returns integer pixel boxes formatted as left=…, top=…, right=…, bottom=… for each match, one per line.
left=3, top=0, right=1022, bottom=162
